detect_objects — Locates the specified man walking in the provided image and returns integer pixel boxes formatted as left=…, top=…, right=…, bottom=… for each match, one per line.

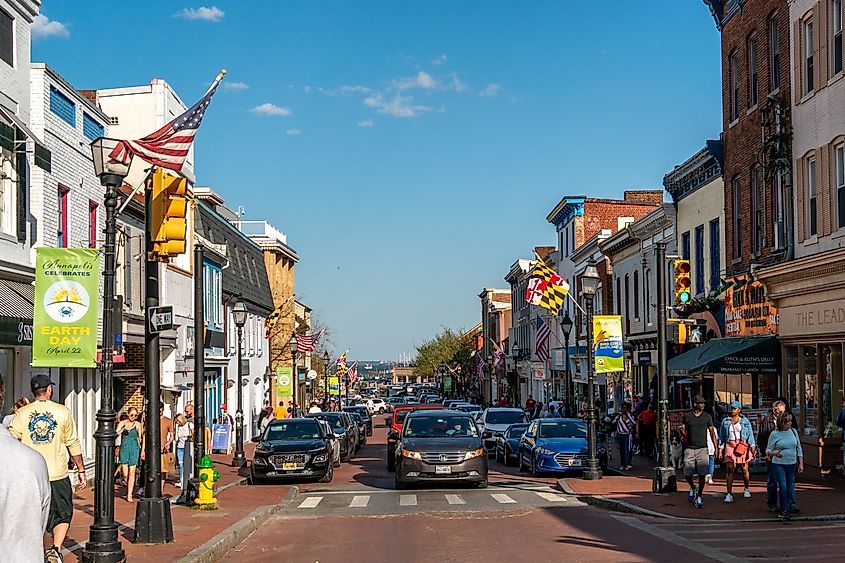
left=678, top=395, right=718, bottom=509
left=9, top=374, right=86, bottom=563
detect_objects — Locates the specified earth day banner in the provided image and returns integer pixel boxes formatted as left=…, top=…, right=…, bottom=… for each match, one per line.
left=277, top=366, right=293, bottom=398
left=593, top=315, right=624, bottom=374
left=32, top=248, right=100, bottom=368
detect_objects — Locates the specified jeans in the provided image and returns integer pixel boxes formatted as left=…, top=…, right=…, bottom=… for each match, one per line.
left=708, top=455, right=715, bottom=476
left=176, top=447, right=185, bottom=479
left=616, top=434, right=632, bottom=467
left=766, top=461, right=796, bottom=507
left=769, top=462, right=797, bottom=513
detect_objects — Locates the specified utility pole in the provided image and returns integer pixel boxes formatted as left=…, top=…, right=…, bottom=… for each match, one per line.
left=653, top=241, right=677, bottom=493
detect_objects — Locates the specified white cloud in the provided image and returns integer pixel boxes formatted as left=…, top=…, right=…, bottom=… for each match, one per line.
left=286, top=128, right=301, bottom=136
left=31, top=15, right=69, bottom=39
left=222, top=81, right=249, bottom=91
left=357, top=120, right=374, bottom=128
left=363, top=94, right=431, bottom=118
left=433, top=54, right=447, bottom=66
left=338, top=85, right=372, bottom=95
left=479, top=83, right=501, bottom=97
left=174, top=6, right=224, bottom=22
left=251, top=103, right=291, bottom=117
left=450, top=75, right=468, bottom=93
left=304, top=85, right=311, bottom=93
left=394, top=71, right=437, bottom=91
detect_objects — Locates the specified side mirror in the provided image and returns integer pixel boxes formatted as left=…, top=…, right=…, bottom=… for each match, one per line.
left=251, top=436, right=260, bottom=443
left=387, top=430, right=399, bottom=440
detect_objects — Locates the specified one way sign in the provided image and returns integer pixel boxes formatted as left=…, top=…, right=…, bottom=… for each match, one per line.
left=149, top=306, right=174, bottom=333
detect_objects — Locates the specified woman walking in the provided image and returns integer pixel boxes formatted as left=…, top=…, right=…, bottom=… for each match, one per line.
left=766, top=412, right=804, bottom=520
left=117, top=407, right=143, bottom=501
left=174, top=413, right=193, bottom=487
left=718, top=401, right=756, bottom=503
left=612, top=403, right=637, bottom=471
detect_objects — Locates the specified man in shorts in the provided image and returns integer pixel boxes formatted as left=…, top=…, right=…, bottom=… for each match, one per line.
left=9, top=374, right=86, bottom=563
left=678, top=395, right=718, bottom=509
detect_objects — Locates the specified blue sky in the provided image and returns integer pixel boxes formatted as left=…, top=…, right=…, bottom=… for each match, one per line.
left=32, top=1, right=722, bottom=361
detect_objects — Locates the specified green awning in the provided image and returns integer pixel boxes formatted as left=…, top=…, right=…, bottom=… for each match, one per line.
left=668, top=335, right=779, bottom=376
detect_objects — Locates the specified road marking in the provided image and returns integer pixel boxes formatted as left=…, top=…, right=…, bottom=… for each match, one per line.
left=491, top=493, right=517, bottom=504
left=349, top=495, right=370, bottom=508
left=297, top=496, right=323, bottom=509
left=535, top=492, right=567, bottom=502
left=613, top=515, right=744, bottom=562
left=445, top=494, right=465, bottom=505
left=399, top=494, right=417, bottom=506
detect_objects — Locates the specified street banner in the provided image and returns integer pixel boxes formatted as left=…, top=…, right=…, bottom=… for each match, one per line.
left=277, top=366, right=293, bottom=398
left=32, top=248, right=100, bottom=368
left=329, top=376, right=340, bottom=395
left=593, top=315, right=623, bottom=374
left=443, top=375, right=453, bottom=393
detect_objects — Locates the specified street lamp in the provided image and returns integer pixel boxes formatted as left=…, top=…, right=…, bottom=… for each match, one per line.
left=560, top=311, right=574, bottom=416
left=581, top=262, right=603, bottom=481
left=83, top=138, right=133, bottom=563
left=290, top=334, right=298, bottom=414
left=231, top=299, right=248, bottom=467
left=322, top=350, right=330, bottom=405
left=438, top=361, right=447, bottom=395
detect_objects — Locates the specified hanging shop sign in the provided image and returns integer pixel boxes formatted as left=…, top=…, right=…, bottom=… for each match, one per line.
left=32, top=248, right=100, bottom=368
left=593, top=315, right=624, bottom=374
left=724, top=276, right=779, bottom=337
left=276, top=366, right=293, bottom=398
left=531, top=362, right=546, bottom=380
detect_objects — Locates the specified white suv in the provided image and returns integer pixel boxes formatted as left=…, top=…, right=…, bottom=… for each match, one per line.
left=368, top=398, right=387, bottom=414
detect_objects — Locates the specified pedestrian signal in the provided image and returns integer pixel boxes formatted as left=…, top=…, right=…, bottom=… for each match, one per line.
left=673, top=259, right=691, bottom=306
left=149, top=169, right=189, bottom=261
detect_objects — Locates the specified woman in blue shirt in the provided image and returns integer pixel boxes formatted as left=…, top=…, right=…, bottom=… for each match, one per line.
left=765, top=412, right=804, bottom=520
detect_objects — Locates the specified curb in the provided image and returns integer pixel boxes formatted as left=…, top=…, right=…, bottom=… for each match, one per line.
left=177, top=485, right=298, bottom=563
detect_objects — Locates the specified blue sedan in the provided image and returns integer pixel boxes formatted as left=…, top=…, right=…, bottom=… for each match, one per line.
left=518, top=418, right=593, bottom=477
left=494, top=423, right=529, bottom=466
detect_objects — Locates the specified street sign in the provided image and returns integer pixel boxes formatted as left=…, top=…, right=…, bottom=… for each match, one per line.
left=149, top=305, right=174, bottom=333
left=307, top=369, right=318, bottom=380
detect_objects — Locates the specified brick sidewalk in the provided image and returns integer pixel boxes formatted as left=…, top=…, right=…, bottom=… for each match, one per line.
left=563, top=460, right=845, bottom=520
left=59, top=445, right=292, bottom=562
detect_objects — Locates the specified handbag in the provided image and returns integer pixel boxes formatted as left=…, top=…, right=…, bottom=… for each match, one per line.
left=730, top=421, right=750, bottom=457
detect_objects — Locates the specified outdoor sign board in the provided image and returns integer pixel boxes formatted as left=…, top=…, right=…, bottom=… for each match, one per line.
left=276, top=366, right=293, bottom=398
left=593, top=315, right=623, bottom=373
left=724, top=276, right=779, bottom=337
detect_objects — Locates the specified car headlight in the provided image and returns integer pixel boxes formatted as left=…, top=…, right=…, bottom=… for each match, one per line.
left=313, top=453, right=328, bottom=463
left=401, top=449, right=422, bottom=460
left=464, top=447, right=485, bottom=460
left=536, top=447, right=556, bottom=455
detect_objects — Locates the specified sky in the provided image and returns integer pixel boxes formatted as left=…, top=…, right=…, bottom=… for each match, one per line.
left=31, top=1, right=723, bottom=361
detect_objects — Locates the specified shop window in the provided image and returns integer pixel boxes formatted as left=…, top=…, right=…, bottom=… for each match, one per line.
left=820, top=344, right=843, bottom=437
left=802, top=345, right=818, bottom=437
left=785, top=346, right=800, bottom=415
left=714, top=373, right=753, bottom=410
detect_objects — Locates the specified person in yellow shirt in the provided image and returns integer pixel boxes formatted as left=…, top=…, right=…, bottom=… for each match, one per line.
left=274, top=400, right=287, bottom=421
left=9, top=373, right=86, bottom=563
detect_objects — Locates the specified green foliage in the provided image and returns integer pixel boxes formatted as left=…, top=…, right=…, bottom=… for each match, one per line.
left=414, top=327, right=475, bottom=378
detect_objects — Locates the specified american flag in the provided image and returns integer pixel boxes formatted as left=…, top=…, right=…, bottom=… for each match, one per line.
left=109, top=70, right=225, bottom=172
left=535, top=317, right=550, bottom=362
left=295, top=329, right=324, bottom=353
left=475, top=353, right=486, bottom=380
left=347, top=362, right=359, bottom=386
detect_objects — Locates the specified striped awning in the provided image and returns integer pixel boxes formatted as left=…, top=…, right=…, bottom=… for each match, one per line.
left=0, top=279, right=34, bottom=319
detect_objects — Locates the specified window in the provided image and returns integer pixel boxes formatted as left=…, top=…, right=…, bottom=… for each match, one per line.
left=49, top=86, right=76, bottom=127
left=88, top=201, right=97, bottom=248
left=203, top=260, right=223, bottom=329
left=82, top=113, right=104, bottom=142
left=769, top=14, right=780, bottom=89
left=695, top=225, right=705, bottom=295
left=0, top=7, right=11, bottom=67
left=108, top=116, right=119, bottom=126
left=748, top=34, right=759, bottom=107
left=624, top=274, right=630, bottom=334
left=0, top=150, right=13, bottom=235
left=645, top=269, right=652, bottom=324
left=837, top=145, right=845, bottom=230
left=751, top=166, right=763, bottom=253
left=681, top=231, right=691, bottom=260
left=834, top=0, right=843, bottom=75
left=732, top=177, right=742, bottom=258
left=633, top=270, right=639, bottom=319
left=709, top=219, right=721, bottom=291
left=773, top=171, right=785, bottom=248
left=730, top=51, right=740, bottom=121
left=808, top=157, right=817, bottom=237
left=57, top=187, right=69, bottom=247
left=805, top=19, right=815, bottom=94
left=564, top=228, right=569, bottom=258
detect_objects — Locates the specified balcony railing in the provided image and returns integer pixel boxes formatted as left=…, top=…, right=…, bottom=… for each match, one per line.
left=235, top=221, right=287, bottom=244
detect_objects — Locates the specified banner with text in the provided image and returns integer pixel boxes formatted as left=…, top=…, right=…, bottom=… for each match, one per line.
left=593, top=315, right=623, bottom=374
left=276, top=366, right=293, bottom=398
left=33, top=248, right=100, bottom=368
left=329, top=376, right=340, bottom=395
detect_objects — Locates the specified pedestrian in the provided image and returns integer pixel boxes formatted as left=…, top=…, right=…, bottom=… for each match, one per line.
left=525, top=395, right=537, bottom=417
left=308, top=401, right=322, bottom=414
left=718, top=401, right=756, bottom=503
left=1, top=396, right=29, bottom=428
left=758, top=399, right=799, bottom=513
left=114, top=412, right=128, bottom=486
left=141, top=402, right=174, bottom=490
left=174, top=413, right=193, bottom=487
left=0, top=374, right=52, bottom=563
left=259, top=407, right=274, bottom=434
left=836, top=397, right=845, bottom=468
left=533, top=401, right=544, bottom=420
left=678, top=395, right=718, bottom=509
left=766, top=412, right=804, bottom=520
left=117, top=407, right=142, bottom=501
left=8, top=374, right=86, bottom=563
left=612, top=402, right=637, bottom=470
left=637, top=403, right=657, bottom=459
left=705, top=426, right=716, bottom=485
left=548, top=397, right=561, bottom=417
left=274, top=400, right=287, bottom=421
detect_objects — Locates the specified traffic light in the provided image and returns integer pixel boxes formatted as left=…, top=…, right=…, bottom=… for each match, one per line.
left=149, top=168, right=189, bottom=261
left=673, top=259, right=691, bottom=306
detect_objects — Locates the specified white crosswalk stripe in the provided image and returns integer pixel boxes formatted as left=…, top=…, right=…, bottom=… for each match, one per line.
left=298, top=496, right=323, bottom=509
left=535, top=492, right=567, bottom=502
left=349, top=495, right=370, bottom=508
left=399, top=494, right=417, bottom=506
left=445, top=494, right=465, bottom=505
left=491, top=493, right=516, bottom=504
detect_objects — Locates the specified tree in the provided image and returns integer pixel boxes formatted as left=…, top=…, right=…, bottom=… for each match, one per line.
left=414, top=327, right=475, bottom=385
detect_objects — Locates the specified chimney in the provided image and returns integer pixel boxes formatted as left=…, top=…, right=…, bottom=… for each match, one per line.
left=78, top=89, right=98, bottom=105
left=623, top=190, right=664, bottom=205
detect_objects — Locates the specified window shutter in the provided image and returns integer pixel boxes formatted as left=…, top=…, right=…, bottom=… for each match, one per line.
left=124, top=230, right=133, bottom=308
left=794, top=20, right=803, bottom=103
left=819, top=2, right=829, bottom=84
left=820, top=144, right=833, bottom=236
left=15, top=135, right=27, bottom=242
left=796, top=157, right=806, bottom=242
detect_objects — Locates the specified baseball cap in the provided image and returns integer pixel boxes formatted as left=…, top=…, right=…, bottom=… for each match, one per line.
left=31, top=373, right=53, bottom=390
left=692, top=394, right=706, bottom=404
left=729, top=400, right=742, bottom=409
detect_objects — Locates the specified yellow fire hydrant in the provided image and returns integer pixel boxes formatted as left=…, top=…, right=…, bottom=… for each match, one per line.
left=195, top=455, right=220, bottom=509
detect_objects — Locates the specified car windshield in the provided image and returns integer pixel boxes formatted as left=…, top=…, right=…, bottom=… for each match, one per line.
left=486, top=411, right=527, bottom=425
left=404, top=416, right=478, bottom=438
left=395, top=410, right=415, bottom=424
left=506, top=424, right=529, bottom=438
left=344, top=406, right=368, bottom=416
left=311, top=414, right=345, bottom=429
left=264, top=422, right=322, bottom=441
left=538, top=421, right=587, bottom=438
left=349, top=413, right=363, bottom=423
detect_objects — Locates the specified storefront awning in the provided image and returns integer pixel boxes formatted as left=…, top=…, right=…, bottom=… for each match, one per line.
left=668, top=335, right=779, bottom=376
left=0, top=279, right=34, bottom=346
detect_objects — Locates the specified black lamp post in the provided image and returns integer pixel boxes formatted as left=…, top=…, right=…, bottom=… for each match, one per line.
left=290, top=334, right=298, bottom=414
left=560, top=312, right=574, bottom=415
left=511, top=340, right=521, bottom=407
left=581, top=262, right=603, bottom=481
left=83, top=138, right=133, bottom=563
left=231, top=299, right=248, bottom=467
left=322, top=350, right=330, bottom=405
left=438, top=361, right=447, bottom=395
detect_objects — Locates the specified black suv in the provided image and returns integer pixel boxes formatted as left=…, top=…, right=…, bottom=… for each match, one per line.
left=343, top=405, right=373, bottom=436
left=250, top=419, right=335, bottom=484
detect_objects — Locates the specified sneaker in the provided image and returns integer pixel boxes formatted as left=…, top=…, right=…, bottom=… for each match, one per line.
left=705, top=474, right=713, bottom=485
left=723, top=493, right=734, bottom=504
left=767, top=504, right=779, bottom=512
left=789, top=504, right=800, bottom=514
left=778, top=512, right=791, bottom=521
left=45, top=547, right=63, bottom=563
left=743, top=488, right=751, bottom=498
left=688, top=488, right=697, bottom=503
left=695, top=496, right=704, bottom=509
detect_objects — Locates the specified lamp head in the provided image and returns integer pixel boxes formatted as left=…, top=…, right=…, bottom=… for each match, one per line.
left=560, top=311, right=574, bottom=336
left=581, top=262, right=600, bottom=296
left=90, top=137, right=134, bottom=182
left=289, top=334, right=298, bottom=354
left=231, top=299, right=248, bottom=328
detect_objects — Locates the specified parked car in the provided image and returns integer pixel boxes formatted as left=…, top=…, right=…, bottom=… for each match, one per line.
left=343, top=405, right=373, bottom=436
left=495, top=422, right=529, bottom=466
left=393, top=410, right=487, bottom=489
left=386, top=404, right=444, bottom=471
left=347, top=411, right=367, bottom=446
left=442, top=399, right=464, bottom=409
left=385, top=397, right=405, bottom=412
left=477, top=408, right=530, bottom=454
left=339, top=411, right=360, bottom=452
left=316, top=419, right=341, bottom=467
left=518, top=418, right=607, bottom=477
left=307, top=412, right=355, bottom=461
left=250, top=418, right=335, bottom=484
left=454, top=404, right=483, bottom=415
left=368, top=397, right=388, bottom=414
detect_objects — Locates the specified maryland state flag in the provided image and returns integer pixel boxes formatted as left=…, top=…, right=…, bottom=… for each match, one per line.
left=336, top=351, right=348, bottom=376
left=525, top=259, right=570, bottom=315
left=264, top=304, right=283, bottom=338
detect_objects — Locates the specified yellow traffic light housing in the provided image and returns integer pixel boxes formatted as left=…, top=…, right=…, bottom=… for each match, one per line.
left=673, top=259, right=691, bottom=306
left=149, top=168, right=189, bottom=261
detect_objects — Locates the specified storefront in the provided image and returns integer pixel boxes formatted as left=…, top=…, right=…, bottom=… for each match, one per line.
left=0, top=280, right=34, bottom=417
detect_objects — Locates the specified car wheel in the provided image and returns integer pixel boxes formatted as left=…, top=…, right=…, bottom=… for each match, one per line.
left=495, top=447, right=502, bottom=463
left=319, top=463, right=334, bottom=483
left=387, top=451, right=396, bottom=472
left=504, top=446, right=513, bottom=467
left=518, top=448, right=527, bottom=472
left=394, top=475, right=407, bottom=490
left=378, top=408, right=385, bottom=414
left=248, top=468, right=263, bottom=486
left=531, top=454, right=539, bottom=478
left=475, top=477, right=488, bottom=489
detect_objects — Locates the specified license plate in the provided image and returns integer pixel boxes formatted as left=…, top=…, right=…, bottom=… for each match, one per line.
left=435, top=465, right=452, bottom=474
left=568, top=459, right=582, bottom=466
left=283, top=462, right=299, bottom=470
